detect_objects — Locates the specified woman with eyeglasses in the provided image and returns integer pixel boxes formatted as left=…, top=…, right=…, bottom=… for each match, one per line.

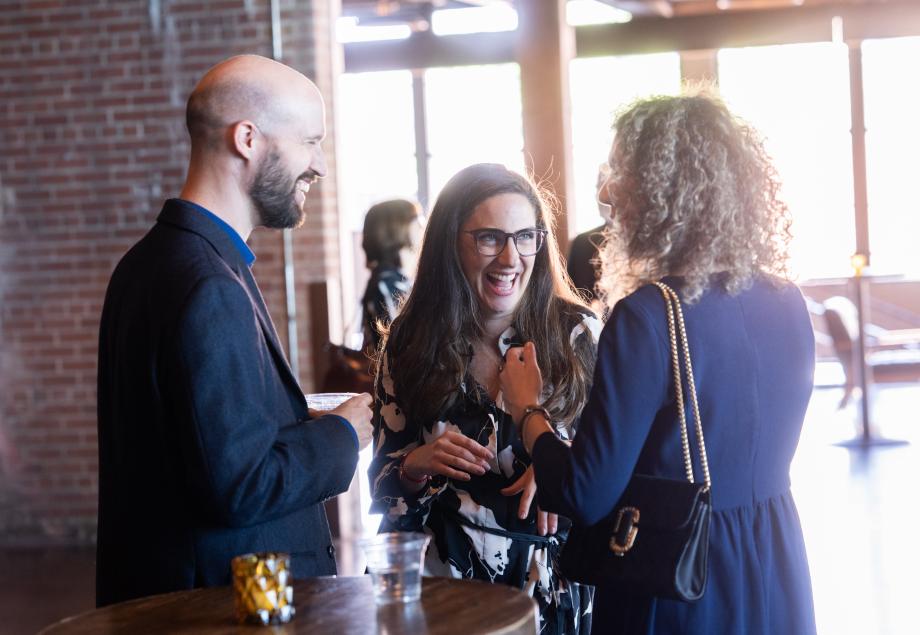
left=368, top=163, right=599, bottom=634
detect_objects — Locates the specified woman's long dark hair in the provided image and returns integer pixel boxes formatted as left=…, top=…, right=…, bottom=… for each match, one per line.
left=379, top=163, right=595, bottom=426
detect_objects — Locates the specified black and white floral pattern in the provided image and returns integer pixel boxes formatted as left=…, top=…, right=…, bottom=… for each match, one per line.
left=369, top=313, right=602, bottom=635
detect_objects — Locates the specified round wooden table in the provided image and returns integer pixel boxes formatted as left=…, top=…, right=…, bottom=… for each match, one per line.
left=39, top=575, right=538, bottom=634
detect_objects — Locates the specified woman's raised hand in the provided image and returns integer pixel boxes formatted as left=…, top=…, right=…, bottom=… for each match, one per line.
left=498, top=342, right=544, bottom=424
left=401, top=431, right=493, bottom=483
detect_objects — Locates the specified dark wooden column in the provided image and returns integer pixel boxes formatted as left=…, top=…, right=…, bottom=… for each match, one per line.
left=516, top=0, right=576, bottom=249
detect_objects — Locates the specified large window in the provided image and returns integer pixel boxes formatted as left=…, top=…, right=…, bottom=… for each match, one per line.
left=569, top=53, right=682, bottom=233
left=718, top=43, right=854, bottom=281
left=862, top=36, right=920, bottom=279
left=337, top=70, right=419, bottom=235
left=336, top=71, right=419, bottom=541
left=425, top=63, right=525, bottom=199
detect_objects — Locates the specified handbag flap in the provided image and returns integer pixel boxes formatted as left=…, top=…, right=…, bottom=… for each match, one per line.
left=616, top=474, right=708, bottom=531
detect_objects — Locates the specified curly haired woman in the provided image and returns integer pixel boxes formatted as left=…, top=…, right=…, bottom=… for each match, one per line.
left=500, top=91, right=818, bottom=634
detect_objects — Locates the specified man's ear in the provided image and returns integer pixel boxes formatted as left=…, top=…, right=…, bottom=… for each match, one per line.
left=229, top=120, right=259, bottom=160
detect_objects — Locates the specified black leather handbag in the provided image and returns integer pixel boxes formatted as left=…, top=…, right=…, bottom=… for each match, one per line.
left=559, top=282, right=712, bottom=602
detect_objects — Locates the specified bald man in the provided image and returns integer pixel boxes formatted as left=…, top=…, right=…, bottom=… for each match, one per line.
left=96, top=56, right=373, bottom=607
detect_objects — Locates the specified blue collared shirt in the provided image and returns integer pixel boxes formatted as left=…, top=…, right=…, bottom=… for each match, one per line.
left=176, top=198, right=256, bottom=267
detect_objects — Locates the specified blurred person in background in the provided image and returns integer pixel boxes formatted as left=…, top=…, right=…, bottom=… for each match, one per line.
left=360, top=198, right=423, bottom=353
left=566, top=162, right=611, bottom=308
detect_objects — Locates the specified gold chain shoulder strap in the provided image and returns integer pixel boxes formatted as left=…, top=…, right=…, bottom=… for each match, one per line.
left=653, top=282, right=712, bottom=491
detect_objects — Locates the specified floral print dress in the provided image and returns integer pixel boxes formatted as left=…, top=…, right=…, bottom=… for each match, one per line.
left=369, top=313, right=602, bottom=635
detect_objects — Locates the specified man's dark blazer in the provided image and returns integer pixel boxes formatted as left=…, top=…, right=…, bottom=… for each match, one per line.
left=96, top=199, right=359, bottom=607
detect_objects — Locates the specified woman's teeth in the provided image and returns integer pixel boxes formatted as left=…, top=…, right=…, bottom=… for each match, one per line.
left=487, top=272, right=516, bottom=289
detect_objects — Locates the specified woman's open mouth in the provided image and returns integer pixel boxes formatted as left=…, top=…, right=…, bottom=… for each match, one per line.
left=485, top=271, right=518, bottom=296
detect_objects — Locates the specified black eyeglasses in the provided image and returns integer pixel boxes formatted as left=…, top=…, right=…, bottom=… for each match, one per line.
left=464, top=228, right=548, bottom=257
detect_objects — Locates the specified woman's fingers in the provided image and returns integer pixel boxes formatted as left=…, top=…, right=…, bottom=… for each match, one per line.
left=524, top=342, right=539, bottom=367
left=437, top=440, right=486, bottom=469
left=499, top=471, right=528, bottom=496
left=535, top=506, right=558, bottom=536
left=444, top=431, right=494, bottom=461
left=433, top=449, right=487, bottom=476
left=411, top=432, right=494, bottom=480
left=499, top=467, right=537, bottom=520
left=518, top=476, right=536, bottom=519
left=436, top=464, right=474, bottom=481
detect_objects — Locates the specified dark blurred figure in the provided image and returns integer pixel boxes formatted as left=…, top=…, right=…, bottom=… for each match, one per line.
left=566, top=163, right=611, bottom=305
left=360, top=199, right=422, bottom=352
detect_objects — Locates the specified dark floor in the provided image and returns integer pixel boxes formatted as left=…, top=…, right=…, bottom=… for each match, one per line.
left=3, top=381, right=919, bottom=634
left=0, top=547, right=95, bottom=634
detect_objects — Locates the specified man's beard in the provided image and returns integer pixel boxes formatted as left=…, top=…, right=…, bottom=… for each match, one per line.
left=249, top=150, right=311, bottom=229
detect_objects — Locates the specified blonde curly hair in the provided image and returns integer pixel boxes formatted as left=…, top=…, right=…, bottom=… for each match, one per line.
left=597, top=88, right=792, bottom=306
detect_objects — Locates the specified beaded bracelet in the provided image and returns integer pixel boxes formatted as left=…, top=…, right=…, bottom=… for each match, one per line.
left=398, top=453, right=430, bottom=485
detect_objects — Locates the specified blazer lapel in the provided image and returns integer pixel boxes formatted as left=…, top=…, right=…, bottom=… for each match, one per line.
left=236, top=263, right=303, bottom=397
left=157, top=200, right=304, bottom=398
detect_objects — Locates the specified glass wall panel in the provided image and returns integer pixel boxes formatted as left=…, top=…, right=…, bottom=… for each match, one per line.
left=569, top=53, right=681, bottom=234
left=336, top=70, right=418, bottom=540
left=337, top=70, right=418, bottom=234
left=719, top=43, right=854, bottom=281
left=862, top=36, right=920, bottom=278
left=425, top=63, right=525, bottom=201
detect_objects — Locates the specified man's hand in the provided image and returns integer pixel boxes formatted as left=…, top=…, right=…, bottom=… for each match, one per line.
left=330, top=393, right=374, bottom=450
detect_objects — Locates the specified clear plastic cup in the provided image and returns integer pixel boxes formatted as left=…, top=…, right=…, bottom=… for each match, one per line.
left=305, top=392, right=357, bottom=412
left=360, top=532, right=430, bottom=604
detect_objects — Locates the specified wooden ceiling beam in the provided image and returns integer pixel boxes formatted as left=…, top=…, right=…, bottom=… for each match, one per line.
left=577, top=0, right=920, bottom=56
left=343, top=0, right=920, bottom=72
left=596, top=0, right=675, bottom=18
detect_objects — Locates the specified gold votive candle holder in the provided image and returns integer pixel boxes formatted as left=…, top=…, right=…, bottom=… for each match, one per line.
left=231, top=552, right=295, bottom=625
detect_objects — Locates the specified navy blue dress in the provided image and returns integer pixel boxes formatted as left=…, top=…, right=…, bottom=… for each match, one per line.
left=532, top=275, right=817, bottom=634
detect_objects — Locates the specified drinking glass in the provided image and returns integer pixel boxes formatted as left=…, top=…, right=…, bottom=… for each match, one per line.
left=360, top=532, right=430, bottom=604
left=305, top=392, right=357, bottom=412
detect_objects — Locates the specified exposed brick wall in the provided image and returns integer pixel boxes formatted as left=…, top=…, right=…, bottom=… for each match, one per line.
left=0, top=0, right=342, bottom=546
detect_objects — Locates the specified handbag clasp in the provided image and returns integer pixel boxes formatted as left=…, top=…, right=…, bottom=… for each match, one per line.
left=609, top=506, right=640, bottom=556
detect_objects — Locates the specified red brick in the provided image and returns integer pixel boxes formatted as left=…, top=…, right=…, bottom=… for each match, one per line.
left=0, top=0, right=339, bottom=548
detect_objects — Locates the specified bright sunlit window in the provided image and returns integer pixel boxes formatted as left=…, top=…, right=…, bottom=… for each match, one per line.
left=336, top=16, right=411, bottom=44
left=431, top=2, right=518, bottom=36
left=566, top=0, right=632, bottom=26
left=337, top=70, right=419, bottom=538
left=719, top=43, right=854, bottom=281
left=862, top=36, right=920, bottom=279
left=424, top=63, right=525, bottom=198
left=569, top=53, right=681, bottom=233
left=337, top=71, right=419, bottom=234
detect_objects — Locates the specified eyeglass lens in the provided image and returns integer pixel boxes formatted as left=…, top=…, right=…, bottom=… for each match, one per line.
left=474, top=229, right=545, bottom=256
